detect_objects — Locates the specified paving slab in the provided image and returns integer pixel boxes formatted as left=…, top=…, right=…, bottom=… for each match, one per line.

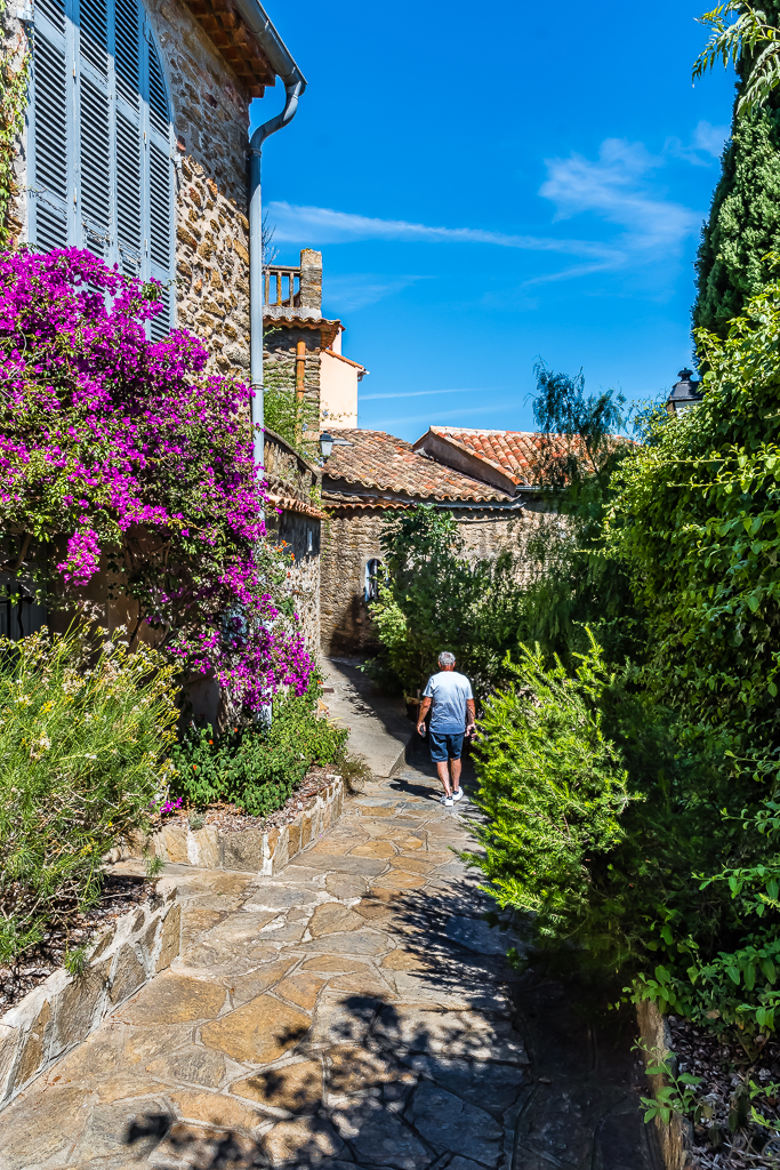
left=0, top=691, right=658, bottom=1170
left=321, top=658, right=411, bottom=778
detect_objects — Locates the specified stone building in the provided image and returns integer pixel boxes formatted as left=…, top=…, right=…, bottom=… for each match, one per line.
left=2, top=0, right=326, bottom=651
left=9, top=0, right=297, bottom=381
left=264, top=249, right=368, bottom=444
left=319, top=429, right=554, bottom=654
left=262, top=428, right=325, bottom=653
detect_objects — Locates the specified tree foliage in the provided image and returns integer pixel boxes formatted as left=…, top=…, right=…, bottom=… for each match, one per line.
left=368, top=504, right=527, bottom=699
left=693, top=2, right=780, bottom=341
left=470, top=285, right=780, bottom=1041
left=468, top=637, right=634, bottom=940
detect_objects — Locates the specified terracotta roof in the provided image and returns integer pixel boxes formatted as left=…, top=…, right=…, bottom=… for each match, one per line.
left=266, top=491, right=327, bottom=521
left=264, top=312, right=342, bottom=350
left=322, top=430, right=511, bottom=503
left=322, top=349, right=367, bottom=373
left=414, top=428, right=554, bottom=486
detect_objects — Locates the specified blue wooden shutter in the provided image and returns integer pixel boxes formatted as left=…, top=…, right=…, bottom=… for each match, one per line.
left=30, top=0, right=70, bottom=250
left=146, top=34, right=173, bottom=339
left=30, top=0, right=175, bottom=330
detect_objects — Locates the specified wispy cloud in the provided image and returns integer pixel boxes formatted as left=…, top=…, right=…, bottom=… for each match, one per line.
left=361, top=387, right=478, bottom=402
left=539, top=137, right=700, bottom=258
left=267, top=200, right=619, bottom=261
left=270, top=132, right=710, bottom=298
left=323, top=273, right=427, bottom=312
left=365, top=403, right=509, bottom=429
left=666, top=120, right=730, bottom=166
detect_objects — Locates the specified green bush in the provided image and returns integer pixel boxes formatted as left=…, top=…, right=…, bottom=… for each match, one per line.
left=0, top=627, right=178, bottom=965
left=369, top=504, right=528, bottom=699
left=468, top=636, right=635, bottom=942
left=172, top=679, right=348, bottom=817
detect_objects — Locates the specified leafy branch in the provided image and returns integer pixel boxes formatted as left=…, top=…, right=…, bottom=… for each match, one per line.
left=694, top=2, right=780, bottom=116
left=0, top=7, right=29, bottom=248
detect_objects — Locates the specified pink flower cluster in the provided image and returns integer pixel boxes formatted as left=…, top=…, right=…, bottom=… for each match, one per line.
left=57, top=522, right=101, bottom=586
left=0, top=249, right=313, bottom=712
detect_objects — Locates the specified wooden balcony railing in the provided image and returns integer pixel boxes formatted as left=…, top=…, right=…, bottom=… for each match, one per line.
left=264, top=265, right=301, bottom=309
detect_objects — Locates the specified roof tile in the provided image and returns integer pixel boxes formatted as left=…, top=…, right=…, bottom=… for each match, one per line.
left=322, top=430, right=511, bottom=503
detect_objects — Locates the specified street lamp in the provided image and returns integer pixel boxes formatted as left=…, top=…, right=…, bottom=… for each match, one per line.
left=319, top=430, right=334, bottom=460
left=667, top=368, right=703, bottom=416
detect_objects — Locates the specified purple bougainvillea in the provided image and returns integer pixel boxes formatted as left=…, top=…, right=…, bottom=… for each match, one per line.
left=0, top=248, right=312, bottom=713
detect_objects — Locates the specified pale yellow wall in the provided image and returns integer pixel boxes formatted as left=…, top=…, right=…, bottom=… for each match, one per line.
left=320, top=349, right=360, bottom=429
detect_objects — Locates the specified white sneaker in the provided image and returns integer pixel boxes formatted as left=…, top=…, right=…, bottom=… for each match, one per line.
left=441, top=794, right=453, bottom=806
left=452, top=789, right=464, bottom=803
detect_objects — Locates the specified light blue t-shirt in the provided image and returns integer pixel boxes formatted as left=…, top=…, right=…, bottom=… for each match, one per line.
left=423, top=670, right=474, bottom=733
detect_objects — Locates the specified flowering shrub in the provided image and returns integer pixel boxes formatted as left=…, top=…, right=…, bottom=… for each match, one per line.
left=0, top=625, right=179, bottom=964
left=0, top=248, right=313, bottom=714
left=171, top=678, right=347, bottom=817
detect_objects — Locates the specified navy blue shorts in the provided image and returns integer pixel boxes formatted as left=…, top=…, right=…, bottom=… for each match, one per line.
left=429, top=731, right=464, bottom=763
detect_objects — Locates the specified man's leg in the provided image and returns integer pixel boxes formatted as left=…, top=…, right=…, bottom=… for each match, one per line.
left=450, top=755, right=462, bottom=794
left=436, top=760, right=452, bottom=797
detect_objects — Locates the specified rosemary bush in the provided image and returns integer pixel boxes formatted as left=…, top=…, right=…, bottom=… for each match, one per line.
left=0, top=626, right=178, bottom=964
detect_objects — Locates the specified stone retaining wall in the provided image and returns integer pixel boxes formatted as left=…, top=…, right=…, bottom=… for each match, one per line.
left=147, top=775, right=344, bottom=874
left=319, top=502, right=557, bottom=654
left=636, top=999, right=692, bottom=1169
left=0, top=878, right=181, bottom=1109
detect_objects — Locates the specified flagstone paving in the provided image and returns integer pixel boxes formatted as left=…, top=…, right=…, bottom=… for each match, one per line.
left=0, top=743, right=658, bottom=1170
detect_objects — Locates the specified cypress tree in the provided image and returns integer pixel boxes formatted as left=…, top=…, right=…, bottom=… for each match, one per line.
left=694, top=2, right=780, bottom=342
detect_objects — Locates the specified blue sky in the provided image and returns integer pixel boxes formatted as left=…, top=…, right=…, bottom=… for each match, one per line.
left=251, top=1, right=736, bottom=442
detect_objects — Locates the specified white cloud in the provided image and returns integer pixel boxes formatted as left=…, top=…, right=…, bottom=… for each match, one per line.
left=666, top=121, right=731, bottom=166
left=539, top=137, right=700, bottom=256
left=267, top=200, right=619, bottom=261
left=373, top=403, right=509, bottom=429
left=693, top=120, right=730, bottom=158
left=361, top=387, right=479, bottom=402
left=322, top=273, right=427, bottom=312
left=269, top=132, right=711, bottom=297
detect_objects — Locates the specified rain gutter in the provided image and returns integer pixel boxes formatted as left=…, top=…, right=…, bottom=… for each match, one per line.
left=242, top=0, right=307, bottom=476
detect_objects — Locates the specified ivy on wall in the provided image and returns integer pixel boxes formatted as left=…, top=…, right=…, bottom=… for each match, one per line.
left=0, top=3, right=28, bottom=247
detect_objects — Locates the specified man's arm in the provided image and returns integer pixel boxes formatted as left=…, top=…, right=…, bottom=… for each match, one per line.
left=417, top=696, right=431, bottom=735
left=465, top=698, right=476, bottom=736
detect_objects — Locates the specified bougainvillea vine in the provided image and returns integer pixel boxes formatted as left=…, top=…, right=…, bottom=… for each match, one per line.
left=0, top=248, right=313, bottom=714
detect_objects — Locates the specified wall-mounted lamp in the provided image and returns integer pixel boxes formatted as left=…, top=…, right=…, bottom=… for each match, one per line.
left=319, top=430, right=335, bottom=460
left=666, top=368, right=703, bottom=416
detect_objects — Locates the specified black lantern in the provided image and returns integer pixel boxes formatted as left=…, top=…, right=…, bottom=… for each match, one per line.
left=667, top=368, right=703, bottom=416
left=319, top=430, right=335, bottom=460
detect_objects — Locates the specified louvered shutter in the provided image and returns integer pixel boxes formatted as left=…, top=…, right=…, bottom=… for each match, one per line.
left=146, top=34, right=173, bottom=339
left=115, top=0, right=143, bottom=279
left=30, top=1, right=70, bottom=250
left=29, top=0, right=175, bottom=332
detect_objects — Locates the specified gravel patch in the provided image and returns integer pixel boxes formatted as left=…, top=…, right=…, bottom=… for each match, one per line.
left=161, top=766, right=342, bottom=835
left=668, top=1014, right=780, bottom=1168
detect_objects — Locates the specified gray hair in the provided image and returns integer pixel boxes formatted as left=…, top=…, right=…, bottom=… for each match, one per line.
left=438, top=651, right=456, bottom=667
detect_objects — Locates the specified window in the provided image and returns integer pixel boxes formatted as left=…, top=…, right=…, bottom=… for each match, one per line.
left=364, top=558, right=382, bottom=603
left=30, top=0, right=175, bottom=338
left=0, top=577, right=47, bottom=640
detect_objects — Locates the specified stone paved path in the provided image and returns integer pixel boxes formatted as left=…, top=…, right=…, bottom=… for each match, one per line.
left=0, top=746, right=658, bottom=1170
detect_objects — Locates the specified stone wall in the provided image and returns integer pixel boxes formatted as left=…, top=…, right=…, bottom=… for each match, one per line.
left=145, top=774, right=344, bottom=874
left=319, top=501, right=556, bottom=655
left=320, top=509, right=385, bottom=655
left=263, top=429, right=323, bottom=655
left=0, top=878, right=181, bottom=1109
left=145, top=0, right=252, bottom=380
left=264, top=325, right=323, bottom=439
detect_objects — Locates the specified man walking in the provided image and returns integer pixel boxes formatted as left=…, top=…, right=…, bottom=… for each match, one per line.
left=417, top=651, right=476, bottom=806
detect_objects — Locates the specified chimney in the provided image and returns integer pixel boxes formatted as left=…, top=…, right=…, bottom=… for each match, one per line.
left=299, top=249, right=322, bottom=312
